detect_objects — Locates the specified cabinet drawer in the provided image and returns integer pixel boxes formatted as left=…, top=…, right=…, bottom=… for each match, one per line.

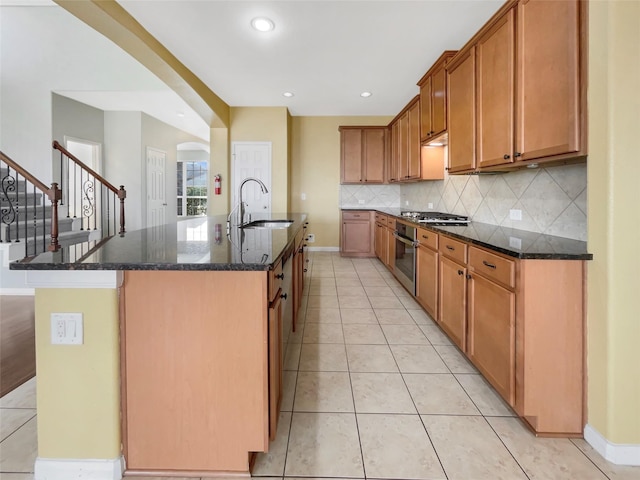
left=469, top=247, right=515, bottom=288
left=417, top=227, right=438, bottom=250
left=439, top=235, right=467, bottom=264
left=269, top=260, right=284, bottom=301
left=295, top=229, right=304, bottom=250
left=386, top=216, right=396, bottom=228
left=342, top=210, right=369, bottom=221
left=374, top=212, right=387, bottom=224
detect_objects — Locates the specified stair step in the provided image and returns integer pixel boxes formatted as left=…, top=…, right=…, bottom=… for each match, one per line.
left=1, top=191, right=45, bottom=206
left=1, top=218, right=74, bottom=243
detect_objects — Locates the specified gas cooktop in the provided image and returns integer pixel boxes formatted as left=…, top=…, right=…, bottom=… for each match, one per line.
left=400, top=211, right=470, bottom=226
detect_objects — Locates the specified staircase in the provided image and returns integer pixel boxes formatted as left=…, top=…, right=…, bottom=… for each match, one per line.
left=0, top=143, right=126, bottom=267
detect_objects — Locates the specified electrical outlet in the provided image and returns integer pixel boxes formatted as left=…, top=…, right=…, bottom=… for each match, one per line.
left=301, top=193, right=306, bottom=201
left=428, top=203, right=434, bottom=209
left=510, top=209, right=522, bottom=221
left=509, top=236, right=522, bottom=250
left=307, top=233, right=315, bottom=243
left=358, top=199, right=365, bottom=204
left=51, top=313, right=84, bottom=345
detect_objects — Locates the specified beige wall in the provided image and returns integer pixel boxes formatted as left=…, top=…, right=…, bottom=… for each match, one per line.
left=229, top=107, right=290, bottom=213
left=587, top=0, right=640, bottom=444
left=35, top=289, right=120, bottom=458
left=290, top=116, right=393, bottom=247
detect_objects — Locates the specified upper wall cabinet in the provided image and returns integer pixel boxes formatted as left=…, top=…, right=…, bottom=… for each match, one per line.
left=447, top=0, right=586, bottom=174
left=417, top=51, right=457, bottom=143
left=339, top=126, right=387, bottom=184
left=389, top=96, right=445, bottom=182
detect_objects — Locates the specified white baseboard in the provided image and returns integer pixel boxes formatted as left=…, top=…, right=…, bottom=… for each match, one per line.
left=35, top=456, right=124, bottom=480
left=584, top=424, right=640, bottom=466
left=307, top=246, right=339, bottom=252
left=0, top=288, right=35, bottom=295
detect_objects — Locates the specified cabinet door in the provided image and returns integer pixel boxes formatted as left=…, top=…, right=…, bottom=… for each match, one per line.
left=398, top=111, right=410, bottom=180
left=516, top=0, right=580, bottom=161
left=477, top=8, right=515, bottom=168
left=341, top=128, right=363, bottom=183
left=431, top=64, right=448, bottom=138
left=438, top=256, right=467, bottom=349
left=374, top=222, right=384, bottom=260
left=408, top=101, right=421, bottom=179
left=447, top=47, right=476, bottom=173
left=363, top=128, right=385, bottom=183
left=342, top=220, right=372, bottom=254
left=268, top=291, right=283, bottom=441
left=385, top=226, right=395, bottom=271
left=468, top=273, right=515, bottom=405
left=420, top=76, right=433, bottom=141
left=389, top=121, right=399, bottom=182
left=416, top=246, right=438, bottom=319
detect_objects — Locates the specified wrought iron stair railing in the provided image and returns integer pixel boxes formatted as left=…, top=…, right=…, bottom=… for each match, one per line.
left=53, top=140, right=126, bottom=236
left=1, top=151, right=62, bottom=256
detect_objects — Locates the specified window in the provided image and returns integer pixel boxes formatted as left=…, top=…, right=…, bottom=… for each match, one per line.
left=177, top=161, right=208, bottom=216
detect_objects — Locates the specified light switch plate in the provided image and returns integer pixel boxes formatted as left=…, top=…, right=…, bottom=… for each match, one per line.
left=51, top=313, right=84, bottom=345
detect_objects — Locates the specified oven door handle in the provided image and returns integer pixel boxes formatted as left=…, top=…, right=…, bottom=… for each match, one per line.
left=393, top=232, right=418, bottom=248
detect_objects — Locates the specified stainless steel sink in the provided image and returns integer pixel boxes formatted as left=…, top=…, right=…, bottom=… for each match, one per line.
left=241, top=219, right=294, bottom=229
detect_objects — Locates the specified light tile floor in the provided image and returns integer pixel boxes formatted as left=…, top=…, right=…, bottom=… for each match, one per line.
left=1, top=252, right=639, bottom=480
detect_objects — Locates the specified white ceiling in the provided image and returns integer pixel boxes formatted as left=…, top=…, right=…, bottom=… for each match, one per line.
left=118, top=0, right=504, bottom=116
left=2, top=0, right=504, bottom=139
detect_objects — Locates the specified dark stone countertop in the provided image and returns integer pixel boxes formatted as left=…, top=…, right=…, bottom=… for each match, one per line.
left=10, top=213, right=308, bottom=271
left=342, top=207, right=592, bottom=260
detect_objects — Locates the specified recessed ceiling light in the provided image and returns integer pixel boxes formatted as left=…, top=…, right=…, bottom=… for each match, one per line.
left=283, top=92, right=294, bottom=98
left=251, top=17, right=275, bottom=32
left=360, top=91, right=372, bottom=98
left=177, top=112, right=185, bottom=118
left=429, top=143, right=444, bottom=147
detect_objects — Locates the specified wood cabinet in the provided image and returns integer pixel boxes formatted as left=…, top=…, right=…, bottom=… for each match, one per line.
left=515, top=0, right=584, bottom=164
left=467, top=247, right=516, bottom=405
left=447, top=46, right=476, bottom=173
left=418, top=51, right=457, bottom=142
left=416, top=228, right=438, bottom=319
left=389, top=96, right=444, bottom=182
left=292, top=223, right=308, bottom=332
left=374, top=213, right=396, bottom=271
left=340, top=126, right=387, bottom=184
left=438, top=253, right=467, bottom=349
left=341, top=210, right=375, bottom=257
left=477, top=7, right=515, bottom=168
left=447, top=0, right=586, bottom=174
left=267, top=290, right=283, bottom=441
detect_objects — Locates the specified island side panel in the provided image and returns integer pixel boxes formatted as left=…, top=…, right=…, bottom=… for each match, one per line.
left=121, top=270, right=268, bottom=473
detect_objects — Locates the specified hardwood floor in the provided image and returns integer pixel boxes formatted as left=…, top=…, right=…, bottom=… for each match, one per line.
left=0, top=295, right=35, bottom=397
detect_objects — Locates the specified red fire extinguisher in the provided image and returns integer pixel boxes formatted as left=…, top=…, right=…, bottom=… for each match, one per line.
left=214, top=174, right=221, bottom=195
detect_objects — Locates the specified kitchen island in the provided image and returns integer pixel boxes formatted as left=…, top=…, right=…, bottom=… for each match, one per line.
left=11, top=213, right=308, bottom=477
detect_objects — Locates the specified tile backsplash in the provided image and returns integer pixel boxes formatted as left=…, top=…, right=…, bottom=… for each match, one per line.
left=340, top=184, right=401, bottom=209
left=401, top=163, right=587, bottom=241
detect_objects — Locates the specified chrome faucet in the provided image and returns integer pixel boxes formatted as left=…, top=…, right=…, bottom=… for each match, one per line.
left=227, top=177, right=269, bottom=230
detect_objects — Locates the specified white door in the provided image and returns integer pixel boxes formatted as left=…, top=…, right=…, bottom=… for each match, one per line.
left=232, top=142, right=272, bottom=217
left=146, top=147, right=167, bottom=228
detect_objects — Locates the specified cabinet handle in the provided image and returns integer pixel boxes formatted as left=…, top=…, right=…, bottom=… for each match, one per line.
left=281, top=293, right=288, bottom=300
left=353, top=214, right=361, bottom=217
left=276, top=273, right=284, bottom=279
left=514, top=152, right=522, bottom=158
left=304, top=268, right=308, bottom=272
left=466, top=274, right=472, bottom=279
left=446, top=245, right=455, bottom=251
left=482, top=260, right=497, bottom=269
left=299, top=248, right=303, bottom=253
left=503, top=154, right=511, bottom=160
left=457, top=270, right=464, bottom=276
left=421, top=235, right=428, bottom=239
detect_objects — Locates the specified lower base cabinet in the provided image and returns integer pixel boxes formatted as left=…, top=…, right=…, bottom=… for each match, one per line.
left=438, top=255, right=467, bottom=349
left=467, top=273, right=515, bottom=404
left=341, top=210, right=374, bottom=257
left=268, top=292, right=282, bottom=441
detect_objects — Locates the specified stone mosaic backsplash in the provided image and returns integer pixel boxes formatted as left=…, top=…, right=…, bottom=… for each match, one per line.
left=401, top=163, right=587, bottom=241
